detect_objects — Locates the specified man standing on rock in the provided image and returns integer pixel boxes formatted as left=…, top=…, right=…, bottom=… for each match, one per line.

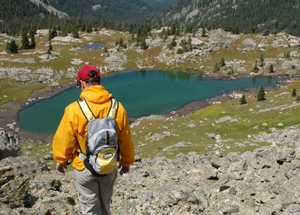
left=52, top=64, right=135, bottom=215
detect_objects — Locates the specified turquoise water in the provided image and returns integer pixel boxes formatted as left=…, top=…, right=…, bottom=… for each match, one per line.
left=18, top=70, right=283, bottom=135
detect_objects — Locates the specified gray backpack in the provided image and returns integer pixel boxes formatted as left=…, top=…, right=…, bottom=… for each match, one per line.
left=77, top=97, right=119, bottom=176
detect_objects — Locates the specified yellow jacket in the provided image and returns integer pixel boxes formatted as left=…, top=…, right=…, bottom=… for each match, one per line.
left=52, top=85, right=135, bottom=170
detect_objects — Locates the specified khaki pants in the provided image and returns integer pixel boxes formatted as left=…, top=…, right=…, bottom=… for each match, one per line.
left=74, top=168, right=118, bottom=215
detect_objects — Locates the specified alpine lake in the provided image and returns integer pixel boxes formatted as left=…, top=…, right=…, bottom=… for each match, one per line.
left=18, top=70, right=284, bottom=136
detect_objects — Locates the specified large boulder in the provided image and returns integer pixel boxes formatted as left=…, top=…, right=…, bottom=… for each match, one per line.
left=0, top=128, right=20, bottom=160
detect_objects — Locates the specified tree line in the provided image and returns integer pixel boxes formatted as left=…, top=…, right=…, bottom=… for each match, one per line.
left=160, top=0, right=300, bottom=37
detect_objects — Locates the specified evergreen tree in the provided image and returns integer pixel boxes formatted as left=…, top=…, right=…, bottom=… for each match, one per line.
left=257, top=85, right=266, bottom=101
left=202, top=28, right=206, bottom=37
left=170, top=23, right=176, bottom=35
left=49, top=41, right=53, bottom=51
left=46, top=41, right=52, bottom=54
left=213, top=63, right=220, bottom=72
left=48, top=26, right=58, bottom=41
left=284, top=52, right=290, bottom=59
left=188, top=36, right=192, bottom=45
left=167, top=37, right=177, bottom=50
left=119, top=37, right=124, bottom=48
left=131, top=34, right=135, bottom=42
left=269, top=64, right=274, bottom=73
left=86, top=24, right=92, bottom=33
left=6, top=40, right=18, bottom=53
left=21, top=31, right=30, bottom=50
left=46, top=47, right=51, bottom=55
left=140, top=37, right=147, bottom=50
left=292, top=88, right=297, bottom=97
left=29, top=30, right=36, bottom=49
left=60, top=28, right=67, bottom=37
left=73, top=28, right=79, bottom=38
left=220, top=57, right=226, bottom=66
left=81, top=24, right=86, bottom=32
left=176, top=48, right=183, bottom=54
left=103, top=46, right=108, bottom=53
left=259, top=54, right=265, bottom=67
left=252, top=61, right=259, bottom=73
left=240, top=94, right=247, bottom=105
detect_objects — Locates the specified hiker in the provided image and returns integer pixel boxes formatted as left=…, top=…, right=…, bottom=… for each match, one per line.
left=52, top=64, right=135, bottom=215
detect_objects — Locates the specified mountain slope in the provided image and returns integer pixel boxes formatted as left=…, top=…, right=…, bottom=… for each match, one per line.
left=160, top=0, right=300, bottom=36
left=29, top=0, right=68, bottom=19
left=46, top=0, right=178, bottom=22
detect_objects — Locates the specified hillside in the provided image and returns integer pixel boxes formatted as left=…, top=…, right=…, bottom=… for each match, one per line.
left=159, top=0, right=300, bottom=37
left=45, top=0, right=178, bottom=22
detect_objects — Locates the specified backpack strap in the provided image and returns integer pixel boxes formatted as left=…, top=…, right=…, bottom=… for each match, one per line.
left=108, top=98, right=119, bottom=118
left=77, top=98, right=95, bottom=122
left=77, top=97, right=119, bottom=121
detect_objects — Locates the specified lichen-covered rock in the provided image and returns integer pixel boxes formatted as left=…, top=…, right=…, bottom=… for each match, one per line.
left=0, top=128, right=20, bottom=160
left=0, top=155, right=49, bottom=179
left=0, top=177, right=30, bottom=208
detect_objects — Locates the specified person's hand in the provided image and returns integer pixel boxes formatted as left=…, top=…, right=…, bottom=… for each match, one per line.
left=56, top=162, right=67, bottom=175
left=118, top=164, right=130, bottom=175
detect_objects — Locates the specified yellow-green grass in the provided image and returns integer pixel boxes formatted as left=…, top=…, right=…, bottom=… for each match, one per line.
left=0, top=79, right=48, bottom=104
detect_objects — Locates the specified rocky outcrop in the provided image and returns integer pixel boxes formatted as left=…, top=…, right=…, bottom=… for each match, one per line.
left=1, top=124, right=300, bottom=214
left=0, top=128, right=20, bottom=160
left=29, top=0, right=68, bottom=19
left=0, top=67, right=61, bottom=85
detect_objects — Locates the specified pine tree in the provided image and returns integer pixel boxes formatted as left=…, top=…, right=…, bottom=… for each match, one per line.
left=73, top=28, right=79, bottom=38
left=119, top=37, right=124, bottom=48
left=21, top=31, right=30, bottom=50
left=269, top=64, right=274, bottom=73
left=259, top=54, right=265, bottom=67
left=6, top=40, right=18, bottom=53
left=176, top=48, right=183, bottom=54
left=103, top=46, right=108, bottom=53
left=140, top=37, right=147, bottom=50
left=46, top=41, right=52, bottom=54
left=213, top=63, right=220, bottom=72
left=240, top=94, right=247, bottom=105
left=257, top=85, right=266, bottom=101
left=202, top=28, right=206, bottom=37
left=29, top=30, right=36, bottom=49
left=292, top=88, right=297, bottom=97
left=86, top=24, right=93, bottom=33
left=49, top=41, right=52, bottom=51
left=60, top=28, right=67, bottom=37
left=220, top=57, right=226, bottom=66
left=48, top=27, right=57, bottom=41
left=252, top=61, right=259, bottom=73
left=167, top=37, right=177, bottom=50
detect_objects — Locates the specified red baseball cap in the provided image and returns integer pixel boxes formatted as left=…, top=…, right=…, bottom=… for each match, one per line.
left=77, top=65, right=101, bottom=87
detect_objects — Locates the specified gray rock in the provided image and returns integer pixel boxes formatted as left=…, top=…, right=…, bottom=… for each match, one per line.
left=0, top=128, right=20, bottom=160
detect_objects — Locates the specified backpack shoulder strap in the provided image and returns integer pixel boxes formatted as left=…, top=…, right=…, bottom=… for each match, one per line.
left=77, top=98, right=95, bottom=122
left=108, top=98, right=119, bottom=118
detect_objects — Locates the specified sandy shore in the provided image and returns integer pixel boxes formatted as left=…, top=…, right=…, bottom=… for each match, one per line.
left=0, top=79, right=285, bottom=144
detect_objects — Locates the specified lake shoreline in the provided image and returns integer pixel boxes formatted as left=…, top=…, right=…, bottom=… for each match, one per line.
left=0, top=75, right=288, bottom=144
